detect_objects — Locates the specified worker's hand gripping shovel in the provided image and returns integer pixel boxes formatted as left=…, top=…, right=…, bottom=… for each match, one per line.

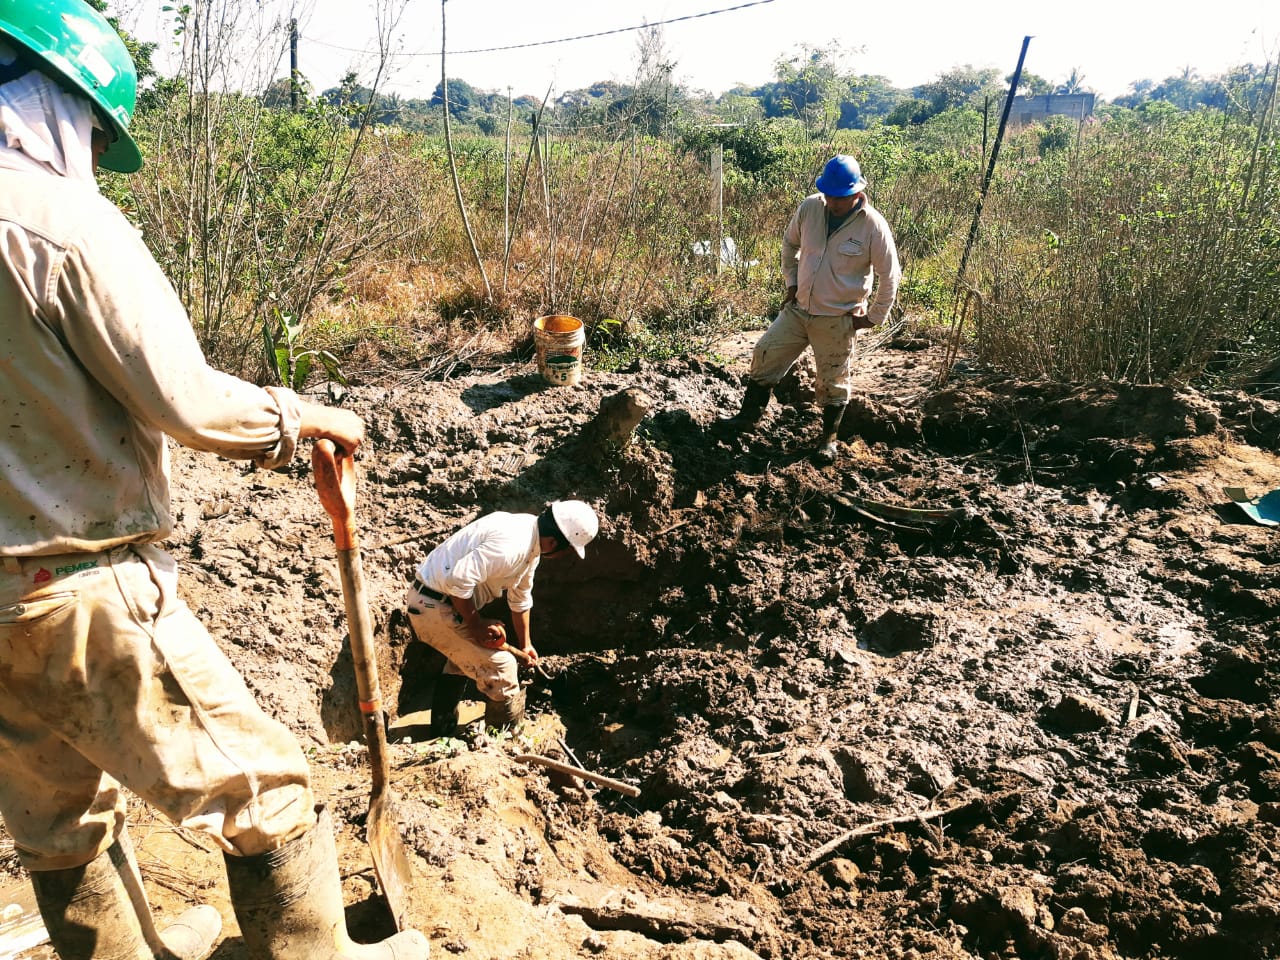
left=312, top=440, right=412, bottom=931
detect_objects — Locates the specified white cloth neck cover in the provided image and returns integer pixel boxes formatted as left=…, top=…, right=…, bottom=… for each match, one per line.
left=0, top=41, right=98, bottom=185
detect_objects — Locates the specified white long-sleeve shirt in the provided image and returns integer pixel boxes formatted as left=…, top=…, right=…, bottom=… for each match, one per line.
left=416, top=513, right=542, bottom=612
left=782, top=193, right=901, bottom=324
left=0, top=166, right=302, bottom=555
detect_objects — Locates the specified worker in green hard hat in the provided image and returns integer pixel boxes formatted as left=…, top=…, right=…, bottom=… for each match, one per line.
left=0, top=2, right=427, bottom=958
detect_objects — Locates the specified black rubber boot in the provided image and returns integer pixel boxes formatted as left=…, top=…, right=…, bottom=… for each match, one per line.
left=812, top=403, right=848, bottom=466
left=484, top=688, right=526, bottom=731
left=224, top=807, right=429, bottom=960
left=29, top=828, right=221, bottom=960
left=716, top=380, right=772, bottom=434
left=429, top=672, right=469, bottom=738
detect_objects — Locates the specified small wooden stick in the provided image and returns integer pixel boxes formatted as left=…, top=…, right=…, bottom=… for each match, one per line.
left=515, top=754, right=641, bottom=797
left=805, top=792, right=978, bottom=868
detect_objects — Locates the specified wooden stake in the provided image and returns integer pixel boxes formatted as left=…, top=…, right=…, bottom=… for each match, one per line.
left=515, top=754, right=641, bottom=797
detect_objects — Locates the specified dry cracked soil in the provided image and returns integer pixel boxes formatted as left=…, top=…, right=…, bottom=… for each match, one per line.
left=4, top=329, right=1280, bottom=960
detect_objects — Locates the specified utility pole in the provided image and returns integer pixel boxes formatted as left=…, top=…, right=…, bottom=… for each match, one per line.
left=289, top=18, right=299, bottom=112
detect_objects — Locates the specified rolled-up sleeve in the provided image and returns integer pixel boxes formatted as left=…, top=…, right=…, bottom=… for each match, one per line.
left=506, top=557, right=539, bottom=612
left=51, top=212, right=300, bottom=467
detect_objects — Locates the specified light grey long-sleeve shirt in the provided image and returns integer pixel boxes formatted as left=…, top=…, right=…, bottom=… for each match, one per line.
left=0, top=166, right=302, bottom=555
left=782, top=193, right=901, bottom=325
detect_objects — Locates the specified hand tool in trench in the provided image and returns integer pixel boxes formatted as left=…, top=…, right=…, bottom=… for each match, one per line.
left=312, top=440, right=412, bottom=932
left=501, top=642, right=534, bottom=664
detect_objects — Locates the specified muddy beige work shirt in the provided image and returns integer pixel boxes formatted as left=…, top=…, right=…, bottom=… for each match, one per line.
left=0, top=167, right=302, bottom=555
left=416, top=513, right=541, bottom=612
left=782, top=194, right=901, bottom=324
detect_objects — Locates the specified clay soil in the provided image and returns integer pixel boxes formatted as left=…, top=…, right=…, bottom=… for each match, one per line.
left=5, top=331, right=1280, bottom=960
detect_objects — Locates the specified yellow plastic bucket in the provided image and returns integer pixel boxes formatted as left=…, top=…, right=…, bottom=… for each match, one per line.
left=533, top=314, right=585, bottom=386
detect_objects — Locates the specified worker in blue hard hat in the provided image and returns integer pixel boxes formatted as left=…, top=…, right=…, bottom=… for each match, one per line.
left=0, top=2, right=428, bottom=958
left=718, top=154, right=901, bottom=465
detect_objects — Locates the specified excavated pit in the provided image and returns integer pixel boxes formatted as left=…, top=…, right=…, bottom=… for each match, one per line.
left=4, top=339, right=1280, bottom=960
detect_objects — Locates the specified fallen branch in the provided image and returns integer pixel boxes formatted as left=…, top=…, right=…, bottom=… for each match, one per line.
left=804, top=792, right=980, bottom=868
left=515, top=754, right=640, bottom=797
left=654, top=516, right=695, bottom=538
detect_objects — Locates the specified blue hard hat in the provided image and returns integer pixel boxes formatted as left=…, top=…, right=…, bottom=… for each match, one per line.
left=815, top=155, right=866, bottom=197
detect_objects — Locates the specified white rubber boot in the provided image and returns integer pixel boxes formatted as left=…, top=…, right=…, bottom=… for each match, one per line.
left=484, top=687, right=526, bottom=731
left=29, top=828, right=221, bottom=960
left=224, top=806, right=429, bottom=959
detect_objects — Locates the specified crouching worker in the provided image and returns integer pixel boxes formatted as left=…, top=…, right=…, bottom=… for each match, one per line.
left=0, top=4, right=427, bottom=958
left=406, top=501, right=599, bottom=737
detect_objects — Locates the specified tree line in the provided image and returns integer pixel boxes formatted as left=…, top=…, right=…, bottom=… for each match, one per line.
left=259, top=41, right=1274, bottom=138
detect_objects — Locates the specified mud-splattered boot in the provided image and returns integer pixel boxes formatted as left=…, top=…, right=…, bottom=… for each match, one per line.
left=484, top=688, right=526, bottom=731
left=224, top=806, right=429, bottom=960
left=28, top=828, right=221, bottom=960
left=716, top=380, right=772, bottom=434
left=812, top=403, right=848, bottom=466
left=429, top=672, right=469, bottom=738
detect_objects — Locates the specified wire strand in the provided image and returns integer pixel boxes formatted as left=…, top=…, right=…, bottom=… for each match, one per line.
left=306, top=0, right=776, bottom=58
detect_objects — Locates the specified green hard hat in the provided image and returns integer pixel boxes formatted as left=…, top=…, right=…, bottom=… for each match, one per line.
left=0, top=0, right=142, bottom=172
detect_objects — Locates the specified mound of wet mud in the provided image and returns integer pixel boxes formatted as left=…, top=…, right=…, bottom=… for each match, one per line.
left=180, top=351, right=1280, bottom=959
left=7, top=344, right=1279, bottom=960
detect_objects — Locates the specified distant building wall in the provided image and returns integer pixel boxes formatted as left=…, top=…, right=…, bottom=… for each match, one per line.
left=1005, top=93, right=1096, bottom=127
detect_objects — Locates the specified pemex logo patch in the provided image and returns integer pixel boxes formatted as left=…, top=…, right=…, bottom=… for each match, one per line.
left=34, top=568, right=51, bottom=584
left=56, top=561, right=98, bottom=576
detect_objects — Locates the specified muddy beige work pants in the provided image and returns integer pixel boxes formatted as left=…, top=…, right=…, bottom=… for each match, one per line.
left=0, top=544, right=315, bottom=870
left=748, top=302, right=860, bottom=406
left=404, top=586, right=519, bottom=702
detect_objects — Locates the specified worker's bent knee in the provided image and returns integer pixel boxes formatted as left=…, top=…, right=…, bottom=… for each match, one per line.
left=221, top=787, right=317, bottom=857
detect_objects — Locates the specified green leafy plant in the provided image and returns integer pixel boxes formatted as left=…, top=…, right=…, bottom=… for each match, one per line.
left=264, top=310, right=348, bottom=390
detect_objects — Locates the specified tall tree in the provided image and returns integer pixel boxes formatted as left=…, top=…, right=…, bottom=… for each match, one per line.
left=1011, top=71, right=1054, bottom=96
left=768, top=43, right=851, bottom=133
left=916, top=65, right=1001, bottom=116
left=430, top=77, right=480, bottom=119
left=1056, top=67, right=1088, bottom=94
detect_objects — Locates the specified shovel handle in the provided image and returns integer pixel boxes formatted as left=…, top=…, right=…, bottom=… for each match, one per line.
left=312, top=441, right=390, bottom=791
left=502, top=643, right=534, bottom=664
left=312, top=440, right=356, bottom=550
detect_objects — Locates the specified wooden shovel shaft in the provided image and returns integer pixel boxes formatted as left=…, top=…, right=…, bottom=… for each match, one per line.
left=333, top=544, right=391, bottom=794
left=312, top=441, right=411, bottom=932
left=313, top=442, right=392, bottom=790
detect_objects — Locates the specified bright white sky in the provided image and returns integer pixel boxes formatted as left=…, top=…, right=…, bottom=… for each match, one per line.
left=125, top=0, right=1278, bottom=103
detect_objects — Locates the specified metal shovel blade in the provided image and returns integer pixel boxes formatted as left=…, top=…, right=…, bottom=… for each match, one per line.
left=366, top=788, right=412, bottom=931
left=313, top=440, right=412, bottom=931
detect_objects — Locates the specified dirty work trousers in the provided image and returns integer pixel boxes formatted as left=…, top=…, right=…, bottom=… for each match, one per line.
left=748, top=302, right=860, bottom=406
left=0, top=544, right=314, bottom=871
left=404, top=586, right=519, bottom=703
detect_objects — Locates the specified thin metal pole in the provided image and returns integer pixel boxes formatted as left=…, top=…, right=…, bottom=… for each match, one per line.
left=938, top=35, right=1032, bottom=385
left=955, top=35, right=1030, bottom=289
left=289, top=18, right=298, bottom=112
